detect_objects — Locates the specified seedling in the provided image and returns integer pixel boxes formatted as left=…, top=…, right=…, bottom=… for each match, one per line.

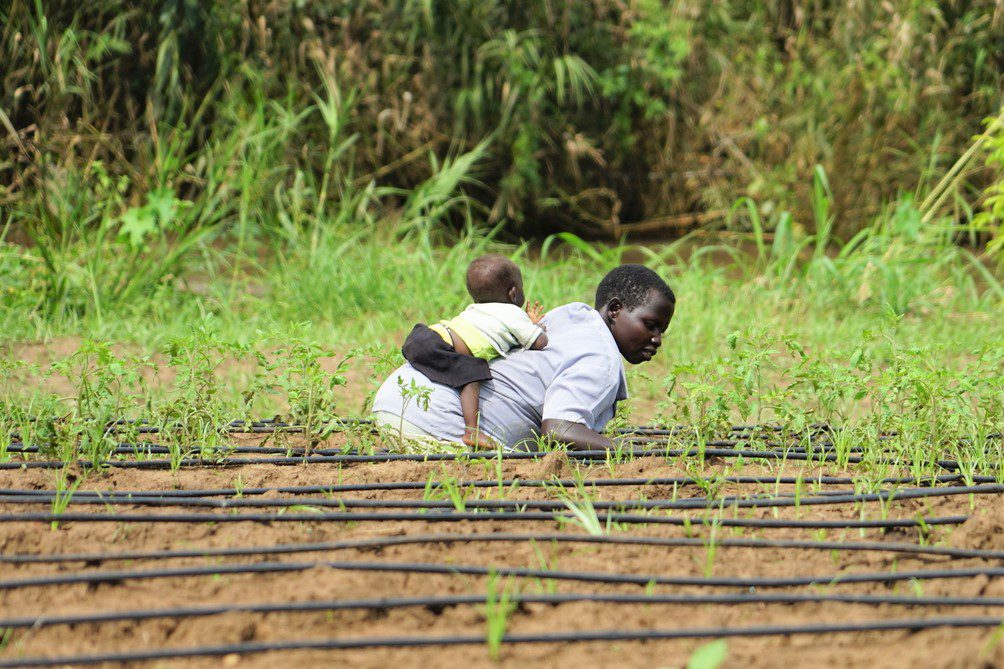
left=528, top=539, right=558, bottom=595
left=50, top=467, right=82, bottom=531
left=560, top=496, right=605, bottom=536
left=703, top=515, right=722, bottom=577
left=156, top=327, right=245, bottom=467
left=483, top=573, right=517, bottom=662
left=272, top=332, right=352, bottom=453
left=424, top=465, right=470, bottom=511
left=687, top=639, right=728, bottom=669
left=979, top=621, right=1004, bottom=662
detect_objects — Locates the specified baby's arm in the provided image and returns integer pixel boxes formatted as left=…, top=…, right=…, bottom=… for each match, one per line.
left=525, top=300, right=548, bottom=349
left=526, top=300, right=545, bottom=324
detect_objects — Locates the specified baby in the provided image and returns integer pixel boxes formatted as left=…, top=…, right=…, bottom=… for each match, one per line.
left=401, top=254, right=548, bottom=447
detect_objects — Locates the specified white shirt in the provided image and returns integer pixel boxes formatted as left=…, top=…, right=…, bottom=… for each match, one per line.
left=372, top=302, right=628, bottom=449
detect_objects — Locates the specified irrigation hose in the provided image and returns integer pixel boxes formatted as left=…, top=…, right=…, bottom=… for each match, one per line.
left=3, top=592, right=1004, bottom=630
left=13, top=419, right=831, bottom=436
left=12, top=433, right=998, bottom=458
left=0, top=474, right=992, bottom=498
left=2, top=438, right=886, bottom=456
left=2, top=558, right=1004, bottom=592
left=0, top=510, right=968, bottom=528
left=0, top=486, right=965, bottom=507
left=3, top=531, right=1002, bottom=565
left=11, top=416, right=998, bottom=439
left=1, top=617, right=1002, bottom=667
left=0, top=446, right=991, bottom=471
left=1, top=483, right=999, bottom=512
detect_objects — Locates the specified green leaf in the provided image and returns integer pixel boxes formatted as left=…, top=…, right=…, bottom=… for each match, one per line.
left=118, top=207, right=156, bottom=247
left=850, top=348, right=863, bottom=367
left=686, top=639, right=728, bottom=669
left=146, top=188, right=179, bottom=228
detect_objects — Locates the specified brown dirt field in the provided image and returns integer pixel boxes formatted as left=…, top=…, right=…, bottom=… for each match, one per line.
left=0, top=437, right=1002, bottom=668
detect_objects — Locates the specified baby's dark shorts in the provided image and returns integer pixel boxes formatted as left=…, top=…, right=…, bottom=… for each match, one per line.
left=401, top=323, right=493, bottom=388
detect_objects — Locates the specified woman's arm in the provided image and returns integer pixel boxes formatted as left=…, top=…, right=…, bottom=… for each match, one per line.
left=540, top=418, right=615, bottom=451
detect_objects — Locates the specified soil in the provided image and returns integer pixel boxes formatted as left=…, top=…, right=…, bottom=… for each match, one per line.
left=0, top=433, right=1002, bottom=669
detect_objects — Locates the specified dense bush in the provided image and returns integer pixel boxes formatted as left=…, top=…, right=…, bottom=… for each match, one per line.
left=2, top=0, right=1001, bottom=237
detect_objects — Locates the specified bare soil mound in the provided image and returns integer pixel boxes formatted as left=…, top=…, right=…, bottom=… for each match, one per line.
left=950, top=504, right=1004, bottom=551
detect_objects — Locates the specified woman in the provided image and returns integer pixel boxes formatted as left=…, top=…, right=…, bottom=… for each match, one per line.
left=371, top=264, right=675, bottom=450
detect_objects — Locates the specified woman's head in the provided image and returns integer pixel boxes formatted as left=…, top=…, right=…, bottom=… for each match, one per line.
left=595, top=265, right=675, bottom=364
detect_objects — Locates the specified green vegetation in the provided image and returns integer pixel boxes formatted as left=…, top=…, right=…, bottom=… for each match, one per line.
left=687, top=640, right=728, bottom=669
left=483, top=573, right=518, bottom=661
left=0, top=192, right=1001, bottom=471
left=0, top=2, right=1000, bottom=485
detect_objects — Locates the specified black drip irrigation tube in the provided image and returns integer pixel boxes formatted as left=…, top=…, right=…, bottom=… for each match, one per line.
left=0, top=446, right=991, bottom=471
left=0, top=474, right=993, bottom=499
left=13, top=418, right=837, bottom=436
left=2, top=617, right=1003, bottom=667
left=3, top=592, right=1004, bottom=631
left=1, top=483, right=1000, bottom=512
left=4, top=434, right=877, bottom=455
left=2, top=617, right=1001, bottom=668
left=3, top=442, right=853, bottom=458
left=11, top=416, right=999, bottom=440
left=4, top=437, right=998, bottom=473
left=0, top=483, right=976, bottom=508
left=14, top=437, right=927, bottom=464
left=1, top=439, right=857, bottom=459
left=10, top=418, right=374, bottom=437
left=0, top=510, right=968, bottom=528
left=4, top=532, right=1002, bottom=565
left=3, top=557, right=1004, bottom=592
left=14, top=430, right=1002, bottom=457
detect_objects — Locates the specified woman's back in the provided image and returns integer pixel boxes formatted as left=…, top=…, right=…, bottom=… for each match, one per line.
left=372, top=302, right=626, bottom=449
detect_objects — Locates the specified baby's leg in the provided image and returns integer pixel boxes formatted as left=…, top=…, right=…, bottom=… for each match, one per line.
left=459, top=382, right=497, bottom=448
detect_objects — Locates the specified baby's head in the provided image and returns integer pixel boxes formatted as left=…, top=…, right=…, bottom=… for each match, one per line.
left=466, top=254, right=525, bottom=306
